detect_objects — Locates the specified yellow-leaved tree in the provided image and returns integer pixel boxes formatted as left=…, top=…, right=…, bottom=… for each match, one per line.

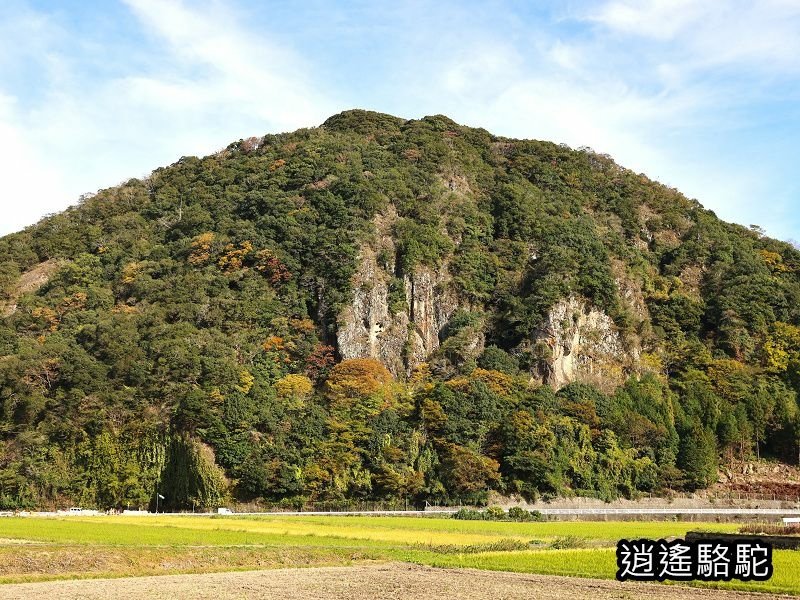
left=275, top=373, right=314, bottom=409
left=763, top=322, right=800, bottom=378
left=325, top=358, right=394, bottom=407
left=324, top=358, right=407, bottom=435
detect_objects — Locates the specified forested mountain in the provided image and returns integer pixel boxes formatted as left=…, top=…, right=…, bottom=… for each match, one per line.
left=1, top=109, right=799, bottom=510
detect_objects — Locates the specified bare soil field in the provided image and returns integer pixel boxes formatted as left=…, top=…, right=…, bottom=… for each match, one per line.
left=0, top=563, right=792, bottom=600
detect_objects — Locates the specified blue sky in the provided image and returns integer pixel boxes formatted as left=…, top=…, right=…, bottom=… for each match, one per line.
left=1, top=0, right=799, bottom=241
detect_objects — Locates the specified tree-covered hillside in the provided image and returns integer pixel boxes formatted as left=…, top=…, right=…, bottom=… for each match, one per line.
left=1, top=109, right=799, bottom=510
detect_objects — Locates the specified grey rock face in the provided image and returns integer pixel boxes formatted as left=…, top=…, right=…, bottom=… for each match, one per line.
left=532, top=296, right=638, bottom=391
left=336, top=214, right=459, bottom=376
left=336, top=214, right=638, bottom=386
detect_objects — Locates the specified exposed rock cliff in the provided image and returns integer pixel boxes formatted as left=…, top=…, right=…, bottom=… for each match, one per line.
left=532, top=296, right=638, bottom=392
left=337, top=218, right=640, bottom=384
left=336, top=212, right=460, bottom=376
left=338, top=254, right=638, bottom=387
left=0, top=259, right=59, bottom=317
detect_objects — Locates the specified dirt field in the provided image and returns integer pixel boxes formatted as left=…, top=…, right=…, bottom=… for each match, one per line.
left=0, top=563, right=792, bottom=600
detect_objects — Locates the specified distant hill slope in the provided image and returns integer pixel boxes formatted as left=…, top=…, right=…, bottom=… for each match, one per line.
left=1, top=109, right=799, bottom=510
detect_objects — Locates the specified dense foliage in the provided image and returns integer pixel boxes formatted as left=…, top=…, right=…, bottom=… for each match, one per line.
left=1, top=109, right=799, bottom=510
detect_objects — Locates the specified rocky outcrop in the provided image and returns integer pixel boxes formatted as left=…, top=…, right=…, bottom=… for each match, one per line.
left=532, top=296, right=637, bottom=392
left=336, top=212, right=460, bottom=376
left=336, top=246, right=407, bottom=375
left=0, top=259, right=60, bottom=317
left=337, top=208, right=640, bottom=384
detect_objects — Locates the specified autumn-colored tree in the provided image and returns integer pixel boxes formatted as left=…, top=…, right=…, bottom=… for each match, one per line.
left=218, top=241, right=253, bottom=272
left=263, top=336, right=286, bottom=353
left=59, top=292, right=87, bottom=315
left=255, top=249, right=291, bottom=285
left=275, top=374, right=313, bottom=409
left=418, top=397, right=447, bottom=434
left=324, top=358, right=393, bottom=402
left=402, top=148, right=421, bottom=161
left=304, top=343, right=336, bottom=381
left=188, top=232, right=216, bottom=265
left=563, top=399, right=602, bottom=436
left=30, top=307, right=59, bottom=332
left=446, top=368, right=514, bottom=396
left=262, top=335, right=293, bottom=366
left=759, top=249, right=790, bottom=273
left=235, top=369, right=255, bottom=394
left=763, top=322, right=800, bottom=380
left=706, top=358, right=751, bottom=403
left=441, top=443, right=500, bottom=496
left=120, top=262, right=141, bottom=285
left=239, top=136, right=261, bottom=153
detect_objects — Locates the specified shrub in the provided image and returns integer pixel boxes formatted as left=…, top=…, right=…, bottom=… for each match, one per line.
left=452, top=508, right=484, bottom=520
left=549, top=535, right=587, bottom=549
left=477, top=346, right=520, bottom=375
left=507, top=506, right=532, bottom=521
left=485, top=505, right=507, bottom=520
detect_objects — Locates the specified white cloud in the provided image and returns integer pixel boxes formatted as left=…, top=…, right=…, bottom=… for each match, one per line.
left=548, top=40, right=583, bottom=71
left=439, top=71, right=689, bottom=190
left=409, top=26, right=706, bottom=171
left=589, top=0, right=800, bottom=73
left=441, top=43, right=521, bottom=99
left=0, top=94, right=70, bottom=234
left=579, top=0, right=800, bottom=239
left=589, top=0, right=706, bottom=40
left=0, top=0, right=335, bottom=236
left=122, top=0, right=330, bottom=130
